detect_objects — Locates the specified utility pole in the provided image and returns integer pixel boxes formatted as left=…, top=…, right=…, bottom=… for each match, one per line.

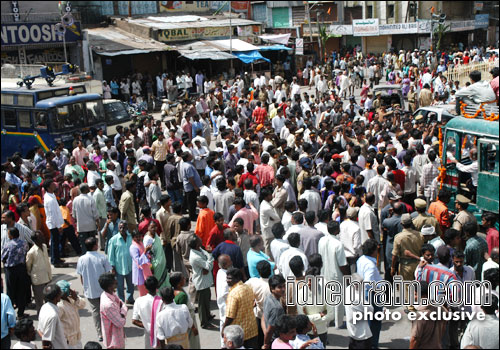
left=305, top=2, right=313, bottom=55
left=317, top=11, right=323, bottom=63
left=229, top=1, right=233, bottom=71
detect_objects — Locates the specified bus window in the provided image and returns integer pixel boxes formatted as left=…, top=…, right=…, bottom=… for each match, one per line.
left=2, top=110, right=17, bottom=128
left=480, top=143, right=498, bottom=173
left=86, top=101, right=105, bottom=125
left=34, top=111, right=48, bottom=130
left=54, top=103, right=86, bottom=131
left=461, top=135, right=476, bottom=159
left=446, top=135, right=457, bottom=162
left=18, top=111, right=32, bottom=128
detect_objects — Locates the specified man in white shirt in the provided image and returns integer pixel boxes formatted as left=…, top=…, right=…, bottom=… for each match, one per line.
left=345, top=273, right=373, bottom=349
left=72, top=184, right=99, bottom=251
left=284, top=212, right=306, bottom=241
left=271, top=108, right=285, bottom=134
left=269, top=223, right=290, bottom=264
left=216, top=255, right=231, bottom=347
left=318, top=221, right=350, bottom=328
left=455, top=70, right=496, bottom=105
left=132, top=276, right=160, bottom=348
left=367, top=165, right=388, bottom=210
left=298, top=178, right=321, bottom=216
left=278, top=233, right=308, bottom=277
left=358, top=193, right=380, bottom=244
left=43, top=180, right=65, bottom=266
left=38, top=284, right=68, bottom=349
left=86, top=162, right=101, bottom=189
left=156, top=286, right=193, bottom=348
left=340, top=208, right=362, bottom=272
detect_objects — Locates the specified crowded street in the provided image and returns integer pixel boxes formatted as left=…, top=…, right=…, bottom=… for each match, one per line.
left=1, top=1, right=499, bottom=349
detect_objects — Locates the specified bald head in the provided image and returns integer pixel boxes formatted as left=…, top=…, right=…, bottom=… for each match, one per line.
left=218, top=254, right=232, bottom=269
left=491, top=247, right=499, bottom=263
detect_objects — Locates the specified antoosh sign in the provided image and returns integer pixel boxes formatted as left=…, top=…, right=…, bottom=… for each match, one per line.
left=1, top=22, right=81, bottom=45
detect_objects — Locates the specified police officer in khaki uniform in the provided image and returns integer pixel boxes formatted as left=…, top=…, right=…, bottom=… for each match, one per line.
left=452, top=194, right=477, bottom=236
left=412, top=198, right=442, bottom=236
left=372, top=91, right=383, bottom=110
left=391, top=214, right=424, bottom=280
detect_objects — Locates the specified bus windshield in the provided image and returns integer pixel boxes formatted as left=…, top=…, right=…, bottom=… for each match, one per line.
left=51, top=100, right=105, bottom=131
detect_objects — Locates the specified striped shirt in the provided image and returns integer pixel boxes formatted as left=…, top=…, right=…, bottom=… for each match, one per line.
left=151, top=139, right=168, bottom=162
left=57, top=297, right=86, bottom=346
left=100, top=291, right=127, bottom=349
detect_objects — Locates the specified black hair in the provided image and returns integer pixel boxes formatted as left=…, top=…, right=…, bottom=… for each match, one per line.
left=159, top=286, right=175, bottom=304
left=187, top=234, right=200, bottom=249
left=85, top=237, right=98, bottom=251
left=288, top=232, right=300, bottom=248
left=226, top=267, right=243, bottom=282
left=421, top=243, right=435, bottom=256
left=362, top=239, right=379, bottom=256
left=292, top=211, right=304, bottom=225
left=289, top=256, right=305, bottom=277
left=98, top=272, right=116, bottom=292
left=268, top=274, right=286, bottom=290
left=295, top=314, right=310, bottom=334
left=463, top=222, right=478, bottom=237
left=169, top=272, right=184, bottom=289
left=14, top=318, right=34, bottom=339
left=275, top=314, right=297, bottom=335
left=172, top=202, right=183, bottom=214
left=308, top=253, right=323, bottom=270
left=8, top=226, right=19, bottom=239
left=179, top=217, right=191, bottom=231
left=327, top=220, right=340, bottom=235
left=160, top=194, right=171, bottom=205
left=305, top=211, right=316, bottom=225
left=272, top=223, right=285, bottom=239
left=145, top=276, right=159, bottom=295
left=84, top=341, right=103, bottom=349
left=256, top=260, right=272, bottom=278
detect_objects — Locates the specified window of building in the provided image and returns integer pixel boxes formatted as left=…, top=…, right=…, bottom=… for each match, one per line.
left=367, top=5, right=373, bottom=18
left=387, top=4, right=395, bottom=18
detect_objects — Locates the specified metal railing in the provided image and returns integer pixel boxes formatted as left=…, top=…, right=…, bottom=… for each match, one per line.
left=444, top=60, right=498, bottom=86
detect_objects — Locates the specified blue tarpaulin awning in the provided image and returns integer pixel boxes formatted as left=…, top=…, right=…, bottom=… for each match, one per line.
left=257, top=45, right=292, bottom=51
left=234, top=50, right=271, bottom=64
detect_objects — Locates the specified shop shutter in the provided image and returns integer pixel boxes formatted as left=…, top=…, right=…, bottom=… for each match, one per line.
left=272, top=7, right=289, bottom=28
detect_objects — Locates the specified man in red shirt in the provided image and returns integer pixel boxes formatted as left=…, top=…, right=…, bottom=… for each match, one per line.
left=252, top=101, right=267, bottom=125
left=207, top=212, right=229, bottom=250
left=388, top=158, right=405, bottom=192
left=483, top=212, right=499, bottom=254
left=138, top=206, right=162, bottom=235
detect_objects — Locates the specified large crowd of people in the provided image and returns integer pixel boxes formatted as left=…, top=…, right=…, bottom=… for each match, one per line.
left=1, top=45, right=499, bottom=349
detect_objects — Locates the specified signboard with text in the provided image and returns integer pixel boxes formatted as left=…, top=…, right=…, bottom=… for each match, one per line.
left=379, top=22, right=418, bottom=35
left=474, top=14, right=489, bottom=29
left=352, top=19, right=379, bottom=36
left=158, top=26, right=231, bottom=42
left=159, top=1, right=211, bottom=12
left=296, top=38, right=303, bottom=55
left=1, top=22, right=82, bottom=46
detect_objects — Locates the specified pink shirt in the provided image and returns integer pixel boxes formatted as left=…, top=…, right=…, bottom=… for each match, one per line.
left=487, top=227, right=499, bottom=255
left=72, top=147, right=89, bottom=167
left=255, top=163, right=275, bottom=188
left=491, top=76, right=499, bottom=98
left=230, top=206, right=259, bottom=234
left=100, top=291, right=127, bottom=349
left=272, top=338, right=293, bottom=349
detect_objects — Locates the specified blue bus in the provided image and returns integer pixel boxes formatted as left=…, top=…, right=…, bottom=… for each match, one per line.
left=1, top=78, right=106, bottom=162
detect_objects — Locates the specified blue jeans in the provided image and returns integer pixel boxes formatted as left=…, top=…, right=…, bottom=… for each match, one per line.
left=167, top=189, right=183, bottom=205
left=116, top=272, right=134, bottom=303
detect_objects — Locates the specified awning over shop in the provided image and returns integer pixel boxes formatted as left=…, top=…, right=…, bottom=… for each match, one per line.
left=234, top=51, right=271, bottom=64
left=258, top=33, right=291, bottom=45
left=175, top=39, right=261, bottom=61
left=257, top=45, right=293, bottom=51
left=179, top=51, right=236, bottom=60
left=87, top=27, right=173, bottom=56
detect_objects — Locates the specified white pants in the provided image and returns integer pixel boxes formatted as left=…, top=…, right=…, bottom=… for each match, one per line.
left=144, top=330, right=153, bottom=349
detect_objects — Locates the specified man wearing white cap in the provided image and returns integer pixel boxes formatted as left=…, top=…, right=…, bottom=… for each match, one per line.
left=420, top=224, right=445, bottom=251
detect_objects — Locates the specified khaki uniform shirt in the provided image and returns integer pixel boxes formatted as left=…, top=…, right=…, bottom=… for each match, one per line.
left=413, top=213, right=442, bottom=237
left=452, top=210, right=477, bottom=235
left=392, top=228, right=424, bottom=262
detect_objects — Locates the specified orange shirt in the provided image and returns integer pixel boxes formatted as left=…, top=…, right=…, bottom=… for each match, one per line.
left=59, top=205, right=73, bottom=229
left=428, top=200, right=451, bottom=233
left=195, top=208, right=216, bottom=247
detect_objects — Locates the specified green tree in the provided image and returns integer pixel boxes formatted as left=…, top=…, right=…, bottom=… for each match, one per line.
left=318, top=25, right=340, bottom=63
left=433, top=23, right=450, bottom=51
